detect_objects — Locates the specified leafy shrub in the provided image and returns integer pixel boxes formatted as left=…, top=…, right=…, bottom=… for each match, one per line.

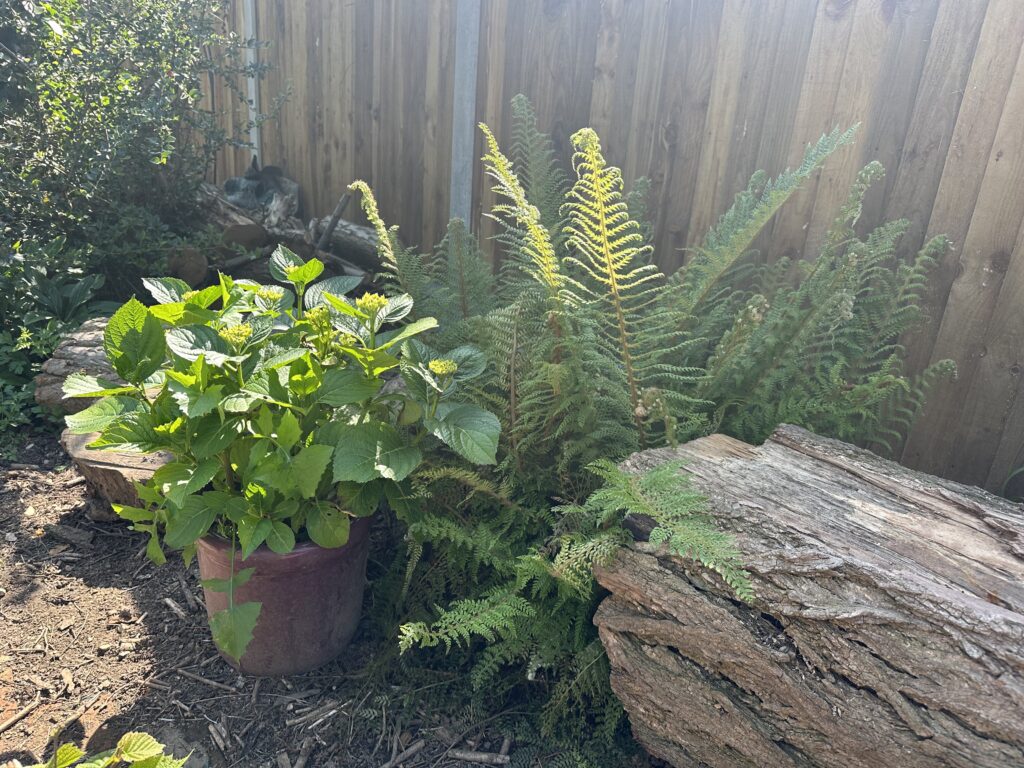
left=0, top=241, right=111, bottom=442
left=0, top=0, right=268, bottom=296
left=63, top=239, right=500, bottom=661
left=27, top=730, right=186, bottom=767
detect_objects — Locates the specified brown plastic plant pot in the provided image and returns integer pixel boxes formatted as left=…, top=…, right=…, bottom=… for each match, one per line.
left=196, top=515, right=372, bottom=676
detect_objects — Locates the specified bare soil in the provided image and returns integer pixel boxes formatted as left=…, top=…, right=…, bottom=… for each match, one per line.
left=0, top=433, right=648, bottom=768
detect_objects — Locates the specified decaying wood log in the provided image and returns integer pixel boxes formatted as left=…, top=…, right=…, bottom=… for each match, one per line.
left=34, top=317, right=115, bottom=414
left=595, top=425, right=1024, bottom=768
left=60, top=430, right=168, bottom=508
left=198, top=182, right=378, bottom=274
left=199, top=182, right=270, bottom=250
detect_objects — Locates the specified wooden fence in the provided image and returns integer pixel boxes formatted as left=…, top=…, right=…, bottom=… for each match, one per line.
left=210, top=0, right=1024, bottom=493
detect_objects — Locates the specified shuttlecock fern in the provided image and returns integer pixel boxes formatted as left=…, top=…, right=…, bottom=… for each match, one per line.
left=380, top=97, right=952, bottom=760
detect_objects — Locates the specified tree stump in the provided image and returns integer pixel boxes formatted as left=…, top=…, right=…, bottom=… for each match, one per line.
left=34, top=317, right=116, bottom=414
left=594, top=425, right=1024, bottom=768
left=60, top=430, right=168, bottom=510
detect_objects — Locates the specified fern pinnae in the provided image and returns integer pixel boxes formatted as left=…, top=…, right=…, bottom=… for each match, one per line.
left=563, top=127, right=666, bottom=442
left=480, top=123, right=565, bottom=305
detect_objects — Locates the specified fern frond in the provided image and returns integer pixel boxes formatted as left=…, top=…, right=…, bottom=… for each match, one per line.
left=480, top=123, right=566, bottom=304
left=674, top=124, right=858, bottom=316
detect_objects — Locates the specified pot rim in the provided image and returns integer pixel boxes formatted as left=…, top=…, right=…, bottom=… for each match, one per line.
left=197, top=514, right=373, bottom=557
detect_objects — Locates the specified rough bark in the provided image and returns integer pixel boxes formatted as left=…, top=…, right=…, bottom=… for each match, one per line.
left=34, top=317, right=115, bottom=413
left=199, top=182, right=379, bottom=273
left=60, top=430, right=168, bottom=509
left=594, top=424, right=1024, bottom=768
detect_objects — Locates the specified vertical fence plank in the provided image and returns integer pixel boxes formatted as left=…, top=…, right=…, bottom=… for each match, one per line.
left=208, top=0, right=1024, bottom=489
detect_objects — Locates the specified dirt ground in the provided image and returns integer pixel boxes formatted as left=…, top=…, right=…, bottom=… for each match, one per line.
left=0, top=433, right=644, bottom=768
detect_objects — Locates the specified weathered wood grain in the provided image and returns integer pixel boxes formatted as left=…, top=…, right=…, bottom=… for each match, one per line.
left=210, top=0, right=1024, bottom=490
left=595, top=424, right=1024, bottom=768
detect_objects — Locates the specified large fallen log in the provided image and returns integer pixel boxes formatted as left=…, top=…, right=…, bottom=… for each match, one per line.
left=594, top=424, right=1024, bottom=768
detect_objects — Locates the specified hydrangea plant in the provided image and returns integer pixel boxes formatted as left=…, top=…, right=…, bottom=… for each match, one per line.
left=63, top=246, right=500, bottom=660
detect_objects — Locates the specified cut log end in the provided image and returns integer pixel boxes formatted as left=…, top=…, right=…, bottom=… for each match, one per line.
left=60, top=430, right=169, bottom=508
left=596, top=425, right=1024, bottom=768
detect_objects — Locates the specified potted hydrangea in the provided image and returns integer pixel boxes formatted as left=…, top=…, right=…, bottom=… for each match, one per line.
left=63, top=244, right=500, bottom=675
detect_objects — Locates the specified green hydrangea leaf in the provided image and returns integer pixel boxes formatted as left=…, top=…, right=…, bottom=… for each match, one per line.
left=318, top=367, right=381, bottom=406
left=266, top=520, right=295, bottom=554
left=209, top=601, right=261, bottom=664
left=116, top=731, right=165, bottom=761
left=332, top=423, right=422, bottom=483
left=65, top=396, right=144, bottom=434
left=306, top=504, right=351, bottom=548
left=292, top=443, right=333, bottom=498
left=268, top=245, right=305, bottom=282
left=428, top=403, right=500, bottom=465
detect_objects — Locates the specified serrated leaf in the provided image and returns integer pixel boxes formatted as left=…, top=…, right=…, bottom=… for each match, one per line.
left=143, top=276, right=192, bottom=305
left=221, top=392, right=260, bottom=413
left=341, top=346, right=401, bottom=377
left=116, top=731, right=165, bottom=761
left=266, top=520, right=295, bottom=554
left=292, top=443, right=333, bottom=498
left=168, top=382, right=223, bottom=419
left=104, top=299, right=166, bottom=383
left=428, top=403, right=500, bottom=464
left=202, top=566, right=255, bottom=593
left=447, top=345, right=488, bottom=381
left=323, top=291, right=365, bottom=319
left=257, top=348, right=308, bottom=371
left=286, top=257, right=324, bottom=286
left=376, top=316, right=438, bottom=351
left=164, top=494, right=218, bottom=549
left=332, top=423, right=422, bottom=482
left=148, top=301, right=219, bottom=326
left=62, top=373, right=134, bottom=398
left=209, top=601, right=261, bottom=664
left=89, top=411, right=164, bottom=452
left=307, top=504, right=351, bottom=548
left=238, top=516, right=272, bottom=558
left=165, top=326, right=234, bottom=366
left=268, top=245, right=305, bottom=282
left=378, top=294, right=414, bottom=324
left=47, top=742, right=85, bottom=768
left=154, top=459, right=219, bottom=506
left=318, top=367, right=381, bottom=406
left=305, top=276, right=362, bottom=308
left=191, top=416, right=242, bottom=459
left=65, top=396, right=144, bottom=434
left=75, top=749, right=116, bottom=768
left=275, top=409, right=302, bottom=450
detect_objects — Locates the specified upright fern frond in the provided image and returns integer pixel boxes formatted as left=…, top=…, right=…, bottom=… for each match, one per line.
left=674, top=124, right=859, bottom=316
left=348, top=180, right=434, bottom=303
left=564, top=129, right=702, bottom=443
left=510, top=93, right=569, bottom=237
left=480, top=123, right=566, bottom=304
left=437, top=218, right=496, bottom=321
left=563, top=128, right=662, bottom=437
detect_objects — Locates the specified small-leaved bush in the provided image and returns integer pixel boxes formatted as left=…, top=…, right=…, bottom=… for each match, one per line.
left=63, top=242, right=500, bottom=662
left=0, top=0, right=272, bottom=295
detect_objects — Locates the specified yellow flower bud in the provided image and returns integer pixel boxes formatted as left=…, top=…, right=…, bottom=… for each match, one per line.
left=355, top=292, right=389, bottom=315
left=428, top=359, right=458, bottom=377
left=257, top=286, right=284, bottom=302
left=218, top=324, right=253, bottom=347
